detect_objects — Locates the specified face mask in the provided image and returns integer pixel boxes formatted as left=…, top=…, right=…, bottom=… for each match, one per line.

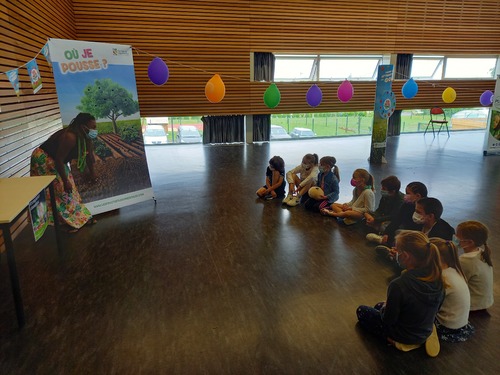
left=87, top=129, right=98, bottom=139
left=381, top=190, right=389, bottom=197
left=412, top=212, right=425, bottom=224
left=269, top=165, right=275, bottom=171
left=404, top=194, right=414, bottom=203
left=350, top=178, right=358, bottom=187
left=318, top=166, right=325, bottom=173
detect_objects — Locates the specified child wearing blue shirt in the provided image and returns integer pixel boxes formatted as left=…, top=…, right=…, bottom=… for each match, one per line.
left=304, top=156, right=340, bottom=212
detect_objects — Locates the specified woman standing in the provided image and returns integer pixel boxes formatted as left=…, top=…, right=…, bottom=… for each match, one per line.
left=356, top=230, right=445, bottom=357
left=30, top=112, right=97, bottom=232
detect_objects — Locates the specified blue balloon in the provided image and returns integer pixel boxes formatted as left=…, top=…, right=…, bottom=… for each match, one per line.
left=402, top=78, right=418, bottom=99
left=479, top=90, right=493, bottom=106
left=306, top=84, right=322, bottom=107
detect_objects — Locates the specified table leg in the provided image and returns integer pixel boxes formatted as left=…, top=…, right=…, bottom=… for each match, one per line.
left=48, top=183, right=62, bottom=255
left=1, top=225, right=25, bottom=328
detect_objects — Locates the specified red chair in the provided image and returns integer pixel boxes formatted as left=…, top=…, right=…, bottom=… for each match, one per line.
left=425, top=107, right=449, bottom=136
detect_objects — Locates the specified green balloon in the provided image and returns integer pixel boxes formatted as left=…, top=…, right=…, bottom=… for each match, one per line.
left=263, top=83, right=281, bottom=109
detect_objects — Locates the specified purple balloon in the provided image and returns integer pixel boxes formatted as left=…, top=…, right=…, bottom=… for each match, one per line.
left=148, top=57, right=169, bottom=86
left=306, top=84, right=323, bottom=107
left=479, top=90, right=493, bottom=106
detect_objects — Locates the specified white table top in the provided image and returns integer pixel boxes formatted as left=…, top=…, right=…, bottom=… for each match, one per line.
left=0, top=176, right=56, bottom=224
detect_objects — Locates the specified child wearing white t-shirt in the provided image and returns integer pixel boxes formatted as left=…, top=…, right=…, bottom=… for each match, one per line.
left=456, top=221, right=494, bottom=312
left=430, top=238, right=474, bottom=342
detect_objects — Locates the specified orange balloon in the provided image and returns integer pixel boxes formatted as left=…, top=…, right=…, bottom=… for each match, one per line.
left=205, top=74, right=226, bottom=103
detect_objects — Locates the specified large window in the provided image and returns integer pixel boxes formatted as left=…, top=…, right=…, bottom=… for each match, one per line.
left=412, top=56, right=498, bottom=79
left=445, top=58, right=497, bottom=78
left=274, top=55, right=317, bottom=81
left=270, top=108, right=489, bottom=140
left=274, top=54, right=384, bottom=82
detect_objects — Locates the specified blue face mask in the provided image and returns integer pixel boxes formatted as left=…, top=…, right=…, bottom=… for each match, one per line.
left=87, top=129, right=98, bottom=139
left=452, top=234, right=461, bottom=248
left=381, top=190, right=389, bottom=197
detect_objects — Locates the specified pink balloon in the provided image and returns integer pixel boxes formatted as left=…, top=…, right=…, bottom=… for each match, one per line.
left=337, top=79, right=354, bottom=103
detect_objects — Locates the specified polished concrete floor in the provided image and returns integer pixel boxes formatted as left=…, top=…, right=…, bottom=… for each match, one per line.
left=1, top=131, right=499, bottom=374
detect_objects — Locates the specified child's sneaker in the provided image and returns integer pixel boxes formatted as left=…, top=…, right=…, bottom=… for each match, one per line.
left=366, top=233, right=384, bottom=244
left=343, top=218, right=357, bottom=225
left=265, top=194, right=276, bottom=200
left=287, top=196, right=301, bottom=207
left=282, top=194, right=293, bottom=204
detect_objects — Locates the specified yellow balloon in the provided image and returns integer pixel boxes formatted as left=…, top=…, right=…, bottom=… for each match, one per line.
left=442, top=87, right=457, bottom=104
left=205, top=74, right=226, bottom=103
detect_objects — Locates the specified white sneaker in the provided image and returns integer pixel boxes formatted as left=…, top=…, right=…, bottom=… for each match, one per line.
left=287, top=197, right=301, bottom=207
left=366, top=233, right=383, bottom=244
left=282, top=194, right=293, bottom=204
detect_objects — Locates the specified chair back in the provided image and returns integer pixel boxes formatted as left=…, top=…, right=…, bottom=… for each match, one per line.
left=430, top=107, right=447, bottom=121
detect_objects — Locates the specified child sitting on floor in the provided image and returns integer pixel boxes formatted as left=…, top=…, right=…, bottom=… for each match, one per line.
left=256, top=155, right=286, bottom=200
left=282, top=153, right=319, bottom=207
left=456, top=220, right=494, bottom=312
left=430, top=237, right=474, bottom=343
left=303, top=156, right=340, bottom=212
left=321, top=168, right=375, bottom=225
left=365, top=175, right=404, bottom=240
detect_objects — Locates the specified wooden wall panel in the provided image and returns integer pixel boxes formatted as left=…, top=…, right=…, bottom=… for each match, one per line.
left=0, top=0, right=75, bottom=249
left=72, top=0, right=500, bottom=117
left=1, top=0, right=75, bottom=178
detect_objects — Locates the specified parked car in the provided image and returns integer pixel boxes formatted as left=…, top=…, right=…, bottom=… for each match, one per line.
left=176, top=125, right=202, bottom=143
left=270, top=125, right=291, bottom=140
left=451, top=108, right=489, bottom=130
left=143, top=125, right=168, bottom=144
left=289, top=127, right=316, bottom=138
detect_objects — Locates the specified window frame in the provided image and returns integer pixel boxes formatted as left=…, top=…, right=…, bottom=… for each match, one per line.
left=412, top=55, right=499, bottom=80
left=274, top=54, right=384, bottom=82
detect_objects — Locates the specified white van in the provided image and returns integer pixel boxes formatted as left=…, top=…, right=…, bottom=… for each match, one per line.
left=143, top=125, right=168, bottom=145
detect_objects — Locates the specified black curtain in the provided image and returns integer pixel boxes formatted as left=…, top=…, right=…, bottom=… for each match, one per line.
left=253, top=114, right=271, bottom=142
left=388, top=54, right=414, bottom=136
left=202, top=115, right=245, bottom=144
left=395, top=53, right=413, bottom=79
left=254, top=52, right=275, bottom=82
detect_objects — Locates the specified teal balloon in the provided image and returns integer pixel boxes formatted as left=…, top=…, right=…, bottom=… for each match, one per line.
left=402, top=78, right=418, bottom=99
left=263, top=83, right=281, bottom=108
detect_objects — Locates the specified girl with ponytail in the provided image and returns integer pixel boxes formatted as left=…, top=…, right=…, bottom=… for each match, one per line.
left=430, top=238, right=474, bottom=342
left=455, top=221, right=493, bottom=312
left=356, top=230, right=444, bottom=357
left=321, top=168, right=375, bottom=225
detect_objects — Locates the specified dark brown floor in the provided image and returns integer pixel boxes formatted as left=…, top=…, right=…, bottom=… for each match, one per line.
left=1, top=131, right=499, bottom=374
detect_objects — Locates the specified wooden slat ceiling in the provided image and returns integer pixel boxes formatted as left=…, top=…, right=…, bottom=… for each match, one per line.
left=71, top=0, right=500, bottom=117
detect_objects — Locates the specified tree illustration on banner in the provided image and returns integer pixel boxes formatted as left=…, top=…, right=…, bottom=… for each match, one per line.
left=78, top=78, right=139, bottom=134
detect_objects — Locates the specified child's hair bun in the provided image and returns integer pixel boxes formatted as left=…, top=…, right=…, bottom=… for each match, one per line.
left=308, top=186, right=324, bottom=200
